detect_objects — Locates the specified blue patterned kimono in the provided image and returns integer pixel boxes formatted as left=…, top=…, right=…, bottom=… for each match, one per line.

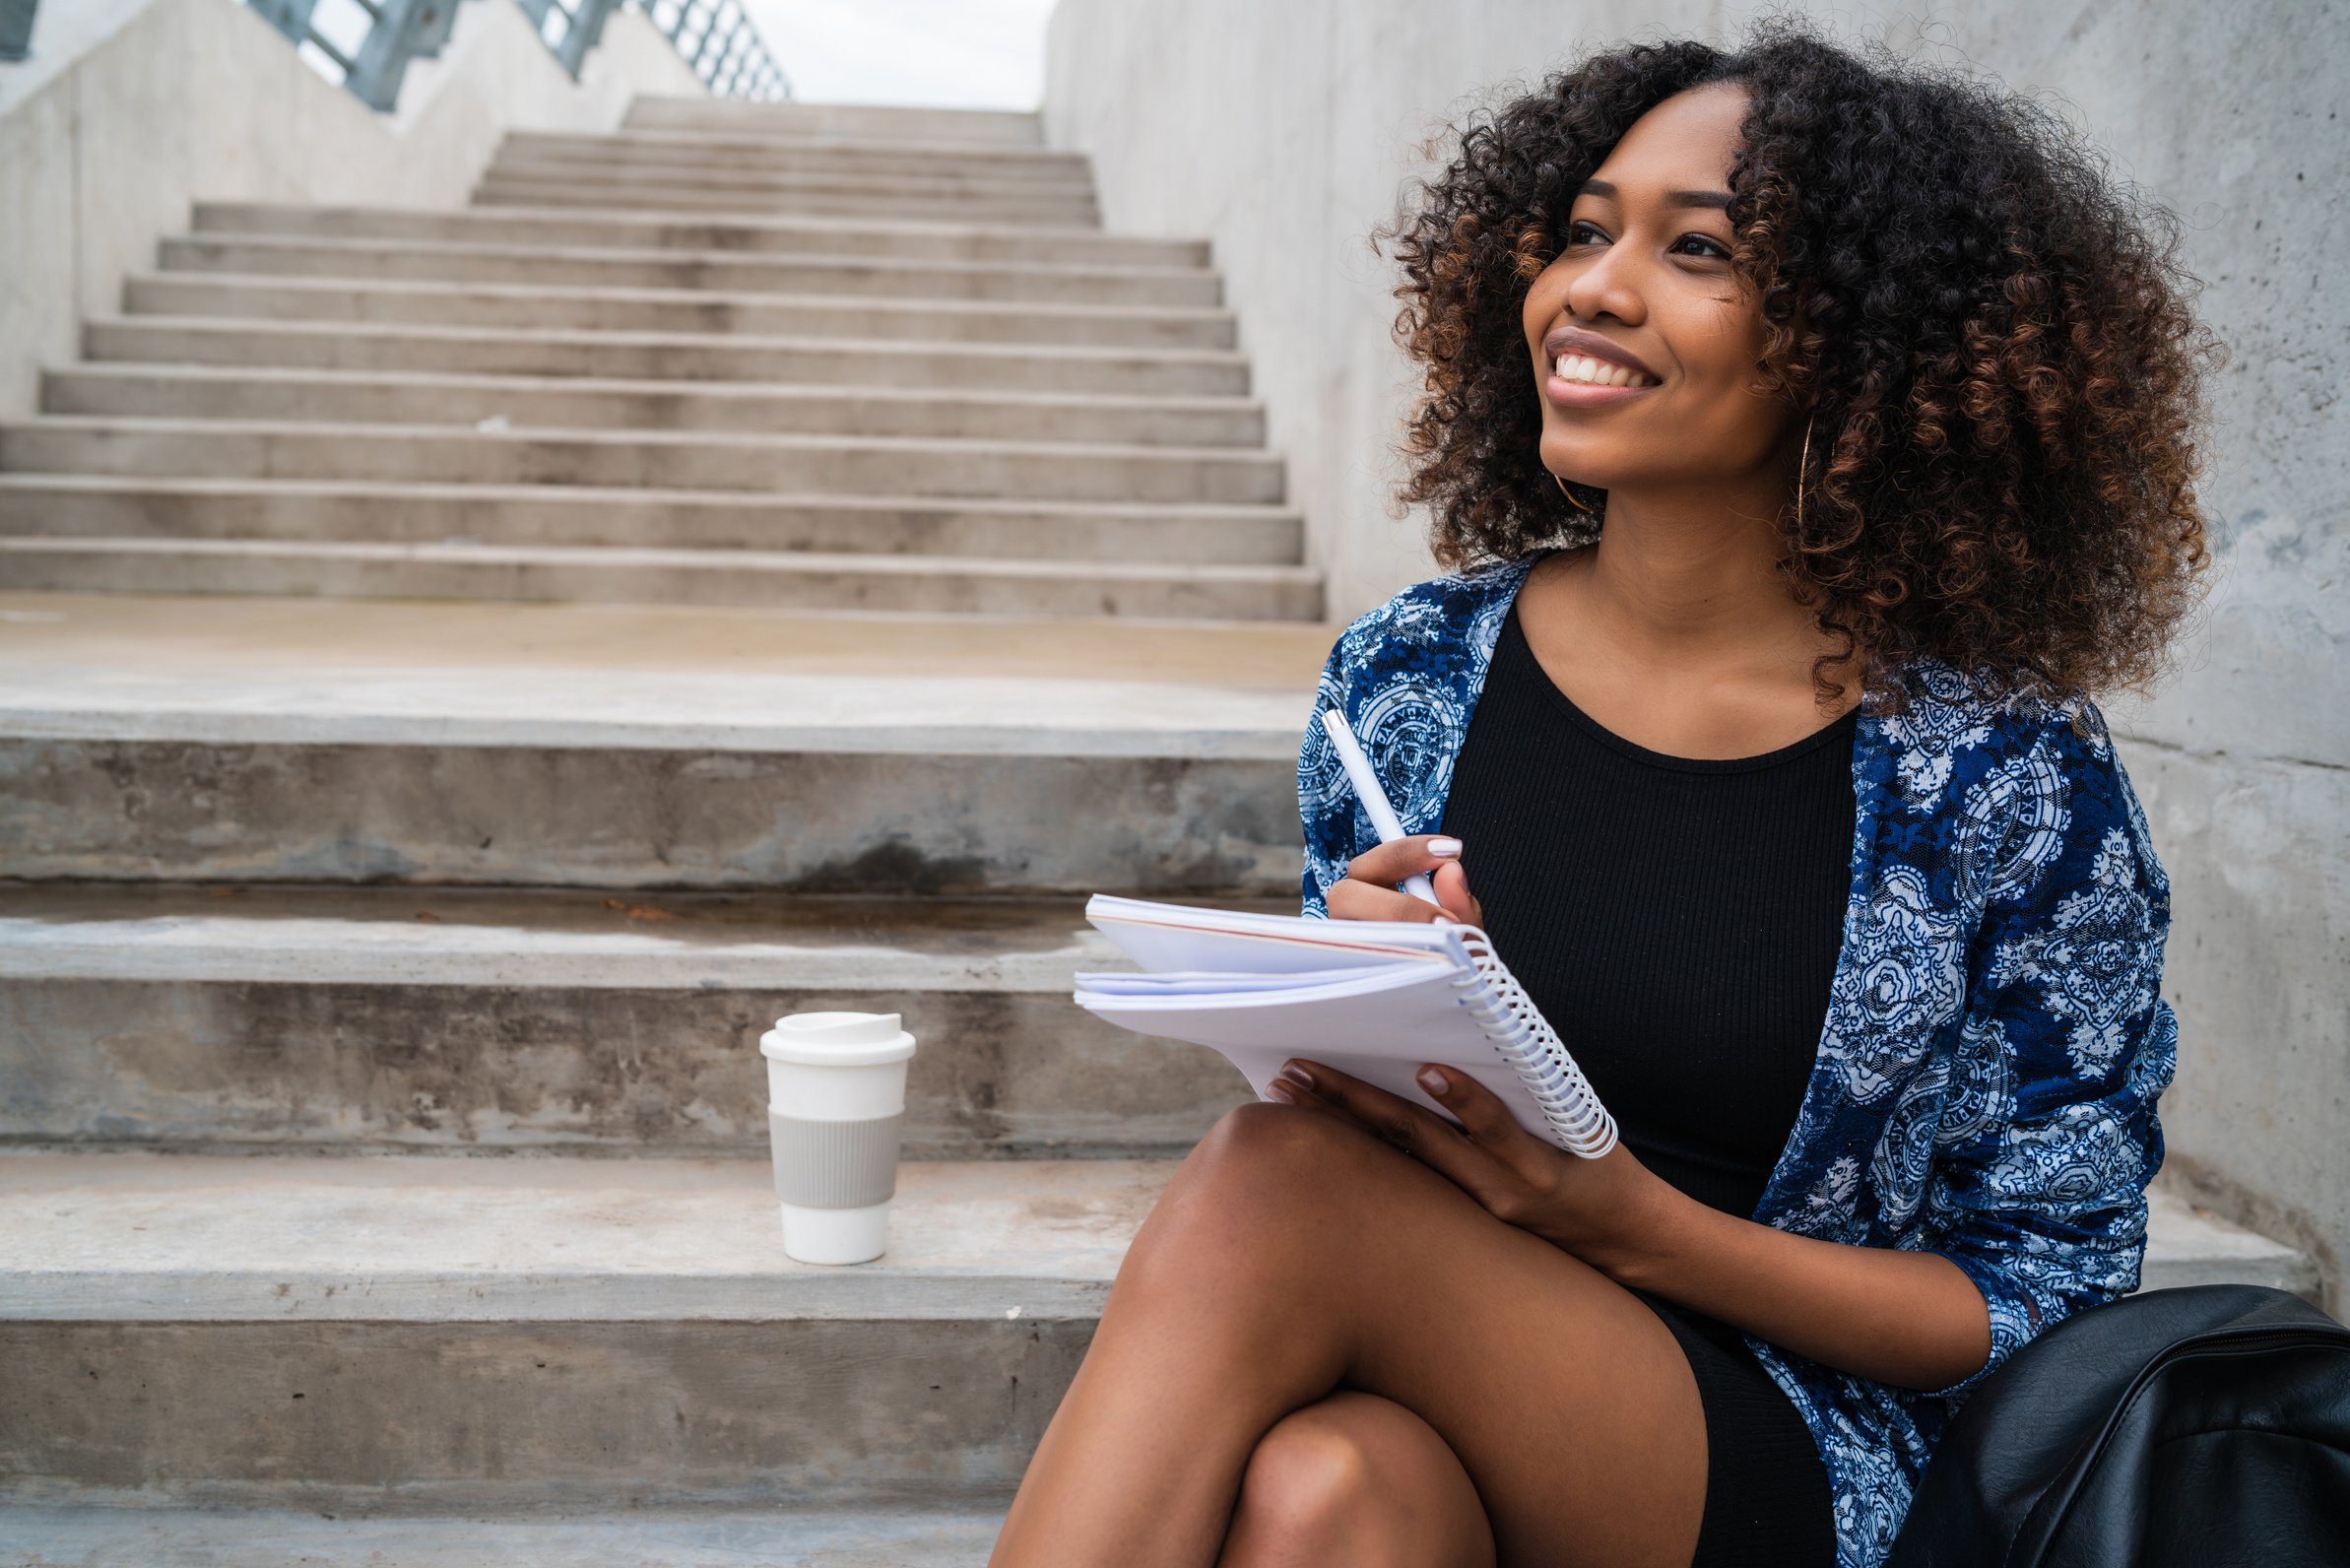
left=1297, top=558, right=2176, bottom=1568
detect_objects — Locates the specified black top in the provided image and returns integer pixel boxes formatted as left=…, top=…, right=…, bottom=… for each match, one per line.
left=1438, top=607, right=1858, bottom=1218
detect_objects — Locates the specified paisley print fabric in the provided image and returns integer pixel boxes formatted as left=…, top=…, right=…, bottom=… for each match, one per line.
left=1296, top=559, right=2175, bottom=1568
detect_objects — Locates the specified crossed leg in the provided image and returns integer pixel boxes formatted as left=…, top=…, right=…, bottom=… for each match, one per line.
left=1216, top=1391, right=1495, bottom=1568
left=988, top=1103, right=1709, bottom=1568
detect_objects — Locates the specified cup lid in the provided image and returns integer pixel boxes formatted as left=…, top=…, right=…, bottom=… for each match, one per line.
left=759, top=1012, right=917, bottom=1067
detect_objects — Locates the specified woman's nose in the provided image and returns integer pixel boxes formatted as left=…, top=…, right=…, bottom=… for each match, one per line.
left=1563, top=245, right=1647, bottom=328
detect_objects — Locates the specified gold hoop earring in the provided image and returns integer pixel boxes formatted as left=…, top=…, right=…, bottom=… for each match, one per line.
left=1795, top=413, right=1816, bottom=536
left=1552, top=472, right=1598, bottom=516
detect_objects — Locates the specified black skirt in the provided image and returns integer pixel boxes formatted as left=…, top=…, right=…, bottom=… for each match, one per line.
left=1644, top=1295, right=1836, bottom=1567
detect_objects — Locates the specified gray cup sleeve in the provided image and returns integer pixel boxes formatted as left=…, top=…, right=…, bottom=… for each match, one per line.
left=769, top=1110, right=903, bottom=1209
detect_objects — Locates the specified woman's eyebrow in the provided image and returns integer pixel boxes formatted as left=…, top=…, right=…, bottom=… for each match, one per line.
left=1577, top=178, right=1732, bottom=210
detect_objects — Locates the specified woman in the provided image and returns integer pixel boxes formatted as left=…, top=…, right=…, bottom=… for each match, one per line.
left=991, top=24, right=2209, bottom=1568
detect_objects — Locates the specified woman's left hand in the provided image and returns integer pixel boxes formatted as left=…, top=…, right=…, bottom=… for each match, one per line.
left=1265, top=1057, right=1674, bottom=1272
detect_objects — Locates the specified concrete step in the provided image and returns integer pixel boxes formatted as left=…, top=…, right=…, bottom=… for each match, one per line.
left=0, top=1154, right=1146, bottom=1508
left=0, top=884, right=1253, bottom=1156
left=85, top=316, right=1251, bottom=397
left=472, top=179, right=1098, bottom=226
left=625, top=98, right=1044, bottom=146
left=0, top=596, right=1316, bottom=890
left=123, top=273, right=1237, bottom=351
left=0, top=539, right=1324, bottom=619
left=504, top=125, right=1089, bottom=178
left=0, top=586, right=1334, bottom=678
left=476, top=162, right=1095, bottom=210
left=0, top=1157, right=2314, bottom=1515
left=479, top=157, right=1094, bottom=205
left=0, top=419, right=1288, bottom=504
left=0, top=477, right=1305, bottom=564
left=158, top=233, right=1220, bottom=308
left=40, top=363, right=1267, bottom=449
left=190, top=200, right=1205, bottom=268
left=0, top=1504, right=1002, bottom=1567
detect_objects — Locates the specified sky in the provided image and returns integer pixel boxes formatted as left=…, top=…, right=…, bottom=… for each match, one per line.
left=742, top=0, right=1061, bottom=110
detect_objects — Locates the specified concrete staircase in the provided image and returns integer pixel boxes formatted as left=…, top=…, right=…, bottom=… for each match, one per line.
left=0, top=96, right=1317, bottom=621
left=0, top=584, right=1329, bottom=1563
left=0, top=96, right=1312, bottom=1563
left=0, top=98, right=2317, bottom=1566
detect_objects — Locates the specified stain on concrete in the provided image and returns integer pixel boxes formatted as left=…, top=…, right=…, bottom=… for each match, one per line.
left=792, top=840, right=992, bottom=897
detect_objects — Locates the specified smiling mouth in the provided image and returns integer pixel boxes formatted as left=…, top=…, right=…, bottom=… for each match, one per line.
left=1551, top=354, right=1657, bottom=389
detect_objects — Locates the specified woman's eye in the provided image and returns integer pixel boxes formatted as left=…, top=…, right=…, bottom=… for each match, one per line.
left=1567, top=221, right=1609, bottom=246
left=1673, top=233, right=1732, bottom=260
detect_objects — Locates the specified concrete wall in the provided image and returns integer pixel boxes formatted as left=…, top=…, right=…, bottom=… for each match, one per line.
left=0, top=0, right=708, bottom=417
left=1045, top=0, right=2350, bottom=1308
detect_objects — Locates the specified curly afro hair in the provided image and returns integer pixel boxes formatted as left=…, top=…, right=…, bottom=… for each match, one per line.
left=1386, top=22, right=2216, bottom=705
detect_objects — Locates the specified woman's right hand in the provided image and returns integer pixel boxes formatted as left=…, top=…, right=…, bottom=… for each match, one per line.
left=1326, top=836, right=1484, bottom=926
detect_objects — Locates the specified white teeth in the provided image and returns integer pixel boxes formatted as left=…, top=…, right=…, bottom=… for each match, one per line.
left=1552, top=352, right=1652, bottom=388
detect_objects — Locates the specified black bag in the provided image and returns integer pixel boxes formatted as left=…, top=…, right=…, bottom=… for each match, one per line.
left=1889, top=1284, right=2350, bottom=1567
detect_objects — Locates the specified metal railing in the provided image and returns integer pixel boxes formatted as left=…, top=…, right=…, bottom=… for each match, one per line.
left=250, top=0, right=460, bottom=110
left=244, top=0, right=786, bottom=111
left=633, top=0, right=788, bottom=100
left=515, top=0, right=607, bottom=77
left=2, top=0, right=44, bottom=63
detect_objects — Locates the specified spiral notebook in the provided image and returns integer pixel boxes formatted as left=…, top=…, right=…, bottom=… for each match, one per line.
left=1076, top=895, right=1617, bottom=1157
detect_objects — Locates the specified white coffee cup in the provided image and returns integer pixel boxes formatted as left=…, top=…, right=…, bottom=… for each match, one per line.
left=758, top=1012, right=917, bottom=1266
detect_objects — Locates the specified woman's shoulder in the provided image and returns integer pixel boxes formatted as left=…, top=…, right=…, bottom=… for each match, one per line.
left=1319, top=557, right=1536, bottom=693
left=1866, top=659, right=2166, bottom=911
left=1870, top=660, right=2127, bottom=803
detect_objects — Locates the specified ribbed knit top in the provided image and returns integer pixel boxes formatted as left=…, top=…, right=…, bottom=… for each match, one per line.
left=1438, top=608, right=1858, bottom=1219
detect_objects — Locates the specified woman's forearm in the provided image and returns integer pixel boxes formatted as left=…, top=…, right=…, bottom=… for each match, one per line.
left=1569, top=1180, right=1992, bottom=1391
left=1266, top=1049, right=1995, bottom=1391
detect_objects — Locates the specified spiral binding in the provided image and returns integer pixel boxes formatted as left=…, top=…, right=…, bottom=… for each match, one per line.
left=1448, top=929, right=1617, bottom=1158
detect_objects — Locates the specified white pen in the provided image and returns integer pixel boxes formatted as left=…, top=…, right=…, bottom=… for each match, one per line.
left=1318, top=707, right=1442, bottom=907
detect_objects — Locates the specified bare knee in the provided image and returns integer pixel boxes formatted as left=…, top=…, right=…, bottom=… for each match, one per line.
left=1225, top=1408, right=1380, bottom=1559
left=1120, top=1106, right=1380, bottom=1280
left=1186, top=1103, right=1389, bottom=1211
left=1221, top=1397, right=1493, bottom=1568
left=1205, top=1099, right=1355, bottom=1158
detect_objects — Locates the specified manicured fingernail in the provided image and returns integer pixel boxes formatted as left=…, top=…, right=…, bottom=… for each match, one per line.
left=1428, top=837, right=1464, bottom=858
left=1264, top=1078, right=1297, bottom=1103
left=1278, top=1063, right=1315, bottom=1088
left=1417, top=1066, right=1450, bottom=1094
left=1431, top=911, right=1458, bottom=924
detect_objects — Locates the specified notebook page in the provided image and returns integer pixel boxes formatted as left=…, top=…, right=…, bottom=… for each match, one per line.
left=1085, top=893, right=1458, bottom=976
left=1073, top=968, right=1403, bottom=998
left=1077, top=961, right=1557, bottom=1140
